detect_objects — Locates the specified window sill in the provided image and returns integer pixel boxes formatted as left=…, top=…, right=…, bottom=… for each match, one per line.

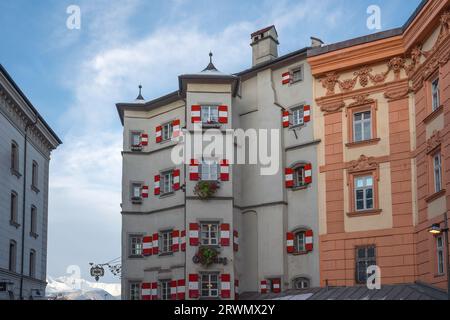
left=131, top=198, right=143, bottom=205
left=289, top=123, right=305, bottom=130
left=434, top=273, right=446, bottom=279
left=160, top=192, right=175, bottom=199
left=128, top=255, right=144, bottom=259
left=11, top=168, right=21, bottom=178
left=347, top=209, right=382, bottom=217
left=131, top=146, right=143, bottom=152
left=30, top=232, right=39, bottom=239
left=10, top=221, right=20, bottom=228
left=423, top=105, right=443, bottom=124
left=158, top=252, right=174, bottom=257
left=346, top=138, right=380, bottom=148
left=31, top=185, right=40, bottom=194
left=292, top=251, right=309, bottom=256
left=291, top=185, right=309, bottom=191
left=425, top=189, right=446, bottom=203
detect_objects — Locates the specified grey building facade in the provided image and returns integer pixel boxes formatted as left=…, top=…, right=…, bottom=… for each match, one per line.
left=0, top=65, right=61, bottom=300
left=117, top=26, right=320, bottom=300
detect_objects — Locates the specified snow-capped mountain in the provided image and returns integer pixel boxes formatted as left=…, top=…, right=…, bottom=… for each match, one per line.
left=46, top=276, right=121, bottom=300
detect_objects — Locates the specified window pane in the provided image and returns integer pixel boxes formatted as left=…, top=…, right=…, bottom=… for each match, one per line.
left=363, top=120, right=371, bottom=140
left=354, top=123, right=362, bottom=141
left=355, top=178, right=364, bottom=188
left=365, top=176, right=373, bottom=187
left=367, top=247, right=375, bottom=258
left=363, top=111, right=371, bottom=119
left=354, top=113, right=362, bottom=121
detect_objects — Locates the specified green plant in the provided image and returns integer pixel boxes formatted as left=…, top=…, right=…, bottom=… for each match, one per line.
left=194, top=181, right=218, bottom=199
left=198, top=246, right=218, bottom=267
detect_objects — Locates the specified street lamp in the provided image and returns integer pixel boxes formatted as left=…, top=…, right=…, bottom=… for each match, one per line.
left=428, top=212, right=450, bottom=300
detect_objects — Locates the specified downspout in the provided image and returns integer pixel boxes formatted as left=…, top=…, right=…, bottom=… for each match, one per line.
left=181, top=93, right=188, bottom=287
left=19, top=116, right=38, bottom=299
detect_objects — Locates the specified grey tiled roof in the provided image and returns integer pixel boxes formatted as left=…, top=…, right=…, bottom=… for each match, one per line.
left=239, top=282, right=448, bottom=300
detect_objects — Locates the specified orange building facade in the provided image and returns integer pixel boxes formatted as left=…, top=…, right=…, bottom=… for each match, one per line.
left=308, top=0, right=450, bottom=290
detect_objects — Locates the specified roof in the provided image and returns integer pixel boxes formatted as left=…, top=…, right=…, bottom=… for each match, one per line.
left=308, top=0, right=429, bottom=57
left=239, top=282, right=448, bottom=300
left=251, top=25, right=277, bottom=38
left=0, top=64, right=62, bottom=145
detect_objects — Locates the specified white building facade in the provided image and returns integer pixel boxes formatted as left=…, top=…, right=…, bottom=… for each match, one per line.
left=117, top=26, right=320, bottom=300
left=0, top=65, right=61, bottom=300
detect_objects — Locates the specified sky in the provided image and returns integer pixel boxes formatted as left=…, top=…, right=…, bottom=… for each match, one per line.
left=0, top=0, right=422, bottom=284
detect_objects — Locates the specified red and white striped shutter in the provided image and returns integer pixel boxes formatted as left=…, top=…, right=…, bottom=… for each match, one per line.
left=285, top=168, right=294, bottom=188
left=304, top=164, right=312, bottom=184
left=191, top=105, right=201, bottom=123
left=305, top=229, right=313, bottom=252
left=141, top=283, right=151, bottom=300
left=272, top=279, right=281, bottom=293
left=303, top=105, right=311, bottom=123
left=218, top=105, right=228, bottom=124
left=152, top=233, right=159, bottom=255
left=220, top=159, right=229, bottom=181
left=140, top=133, right=149, bottom=146
left=220, top=274, right=231, bottom=299
left=143, top=236, right=153, bottom=256
left=234, top=279, right=239, bottom=300
left=189, top=223, right=199, bottom=246
left=172, top=230, right=179, bottom=252
left=180, top=230, right=186, bottom=251
left=286, top=232, right=294, bottom=253
left=233, top=230, right=239, bottom=252
left=220, top=223, right=230, bottom=246
left=172, top=119, right=181, bottom=139
left=282, top=110, right=290, bottom=128
left=151, top=282, right=158, bottom=300
left=260, top=280, right=268, bottom=294
left=282, top=72, right=292, bottom=85
left=141, top=185, right=149, bottom=198
left=173, top=169, right=180, bottom=191
left=155, top=126, right=162, bottom=143
left=188, top=274, right=199, bottom=298
left=154, top=175, right=160, bottom=195
left=189, top=159, right=199, bottom=181
left=170, top=280, right=177, bottom=300
left=177, top=279, right=186, bottom=300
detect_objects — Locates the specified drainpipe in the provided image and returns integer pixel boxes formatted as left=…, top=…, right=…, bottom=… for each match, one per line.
left=19, top=117, right=38, bottom=300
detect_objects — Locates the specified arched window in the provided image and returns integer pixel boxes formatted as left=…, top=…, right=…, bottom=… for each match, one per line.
left=293, top=277, right=310, bottom=289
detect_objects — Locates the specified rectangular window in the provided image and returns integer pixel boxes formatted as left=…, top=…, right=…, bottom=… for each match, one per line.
left=29, top=250, right=36, bottom=278
left=433, top=153, right=442, bottom=193
left=200, top=160, right=219, bottom=181
left=131, top=132, right=141, bottom=147
left=159, top=230, right=173, bottom=254
left=354, top=176, right=374, bottom=211
left=295, top=231, right=306, bottom=253
left=355, top=245, right=376, bottom=283
left=200, top=223, right=219, bottom=246
left=129, top=235, right=143, bottom=256
left=161, top=171, right=174, bottom=194
left=201, top=106, right=219, bottom=124
left=30, top=206, right=37, bottom=236
left=129, top=282, right=141, bottom=300
left=9, top=241, right=17, bottom=272
left=291, top=106, right=304, bottom=127
left=353, top=111, right=372, bottom=142
left=293, top=166, right=305, bottom=187
left=162, top=123, right=173, bottom=141
left=32, top=161, right=38, bottom=188
left=437, top=235, right=445, bottom=275
left=292, top=66, right=303, bottom=83
left=200, top=273, right=219, bottom=298
left=159, top=280, right=171, bottom=300
left=431, top=77, right=440, bottom=111
left=11, top=142, right=19, bottom=172
left=10, top=192, right=18, bottom=223
left=131, top=183, right=142, bottom=200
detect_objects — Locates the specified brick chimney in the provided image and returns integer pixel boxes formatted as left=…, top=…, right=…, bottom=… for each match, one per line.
left=250, top=25, right=279, bottom=67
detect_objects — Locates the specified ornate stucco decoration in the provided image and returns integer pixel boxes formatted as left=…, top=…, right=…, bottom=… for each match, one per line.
left=384, top=86, right=411, bottom=101
left=427, top=130, right=441, bottom=154
left=347, top=155, right=379, bottom=174
left=320, top=72, right=340, bottom=95
left=348, top=94, right=375, bottom=108
left=320, top=101, right=346, bottom=114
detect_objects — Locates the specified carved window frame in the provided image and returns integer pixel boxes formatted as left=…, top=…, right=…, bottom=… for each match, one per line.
left=345, top=100, right=379, bottom=148
left=347, top=157, right=381, bottom=217
left=425, top=70, right=442, bottom=117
